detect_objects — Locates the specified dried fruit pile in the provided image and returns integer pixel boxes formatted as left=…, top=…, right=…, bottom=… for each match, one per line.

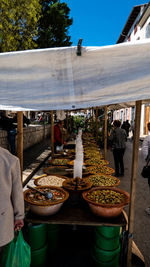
left=35, top=175, right=66, bottom=187
left=26, top=188, right=65, bottom=205
left=63, top=177, right=91, bottom=191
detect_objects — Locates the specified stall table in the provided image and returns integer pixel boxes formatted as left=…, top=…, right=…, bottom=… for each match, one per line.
left=25, top=200, right=128, bottom=266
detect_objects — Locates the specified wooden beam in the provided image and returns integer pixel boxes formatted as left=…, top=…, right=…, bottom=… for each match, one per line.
left=127, top=100, right=142, bottom=267
left=51, top=111, right=54, bottom=157
left=145, top=106, right=149, bottom=135
left=61, top=120, right=64, bottom=144
left=96, top=107, right=98, bottom=144
left=104, top=106, right=107, bottom=159
left=66, top=111, right=68, bottom=132
left=17, top=111, right=23, bottom=181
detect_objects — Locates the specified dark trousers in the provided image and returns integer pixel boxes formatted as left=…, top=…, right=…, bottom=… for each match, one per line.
left=113, top=148, right=125, bottom=175
left=8, top=129, right=17, bottom=155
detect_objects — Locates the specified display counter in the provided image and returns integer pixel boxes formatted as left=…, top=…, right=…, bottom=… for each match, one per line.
left=25, top=200, right=127, bottom=226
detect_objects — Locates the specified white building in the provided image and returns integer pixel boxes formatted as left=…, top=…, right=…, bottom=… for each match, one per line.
left=113, top=2, right=150, bottom=136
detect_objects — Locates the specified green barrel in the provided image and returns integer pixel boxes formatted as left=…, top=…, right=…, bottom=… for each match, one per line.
left=92, top=244, right=120, bottom=267
left=92, top=250, right=120, bottom=267
left=31, top=243, right=48, bottom=267
left=95, top=226, right=120, bottom=239
left=28, top=223, right=47, bottom=250
left=47, top=224, right=60, bottom=254
left=94, top=229, right=120, bottom=251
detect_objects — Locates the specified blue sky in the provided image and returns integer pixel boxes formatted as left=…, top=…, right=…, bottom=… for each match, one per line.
left=63, top=0, right=148, bottom=46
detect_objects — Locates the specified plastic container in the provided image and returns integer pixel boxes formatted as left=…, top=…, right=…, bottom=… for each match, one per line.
left=94, top=229, right=120, bottom=251
left=47, top=224, right=60, bottom=231
left=95, top=226, right=120, bottom=239
left=31, top=243, right=48, bottom=267
left=92, top=250, right=120, bottom=267
left=92, top=244, right=120, bottom=263
left=47, top=224, right=60, bottom=254
left=28, top=223, right=47, bottom=250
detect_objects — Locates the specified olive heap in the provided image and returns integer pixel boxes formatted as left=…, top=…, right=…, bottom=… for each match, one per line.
left=87, top=175, right=119, bottom=187
left=52, top=159, right=69, bottom=165
left=87, top=189, right=126, bottom=205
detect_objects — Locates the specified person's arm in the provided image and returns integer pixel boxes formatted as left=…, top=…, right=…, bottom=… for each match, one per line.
left=108, top=130, right=114, bottom=141
left=123, top=129, right=127, bottom=141
left=11, top=158, right=24, bottom=230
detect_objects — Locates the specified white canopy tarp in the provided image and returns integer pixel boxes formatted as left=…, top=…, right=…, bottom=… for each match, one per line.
left=1, top=39, right=150, bottom=111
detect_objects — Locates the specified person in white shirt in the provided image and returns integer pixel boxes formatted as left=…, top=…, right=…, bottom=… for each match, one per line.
left=0, top=147, right=24, bottom=264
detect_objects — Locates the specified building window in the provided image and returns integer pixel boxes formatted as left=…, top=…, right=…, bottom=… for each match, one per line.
left=134, top=24, right=138, bottom=35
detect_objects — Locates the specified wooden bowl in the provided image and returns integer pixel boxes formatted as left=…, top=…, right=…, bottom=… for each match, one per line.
left=24, top=186, right=69, bottom=216
left=87, top=166, right=115, bottom=175
left=82, top=187, right=130, bottom=218
left=34, top=175, right=67, bottom=187
left=49, top=158, right=70, bottom=166
left=43, top=166, right=72, bottom=177
left=63, top=178, right=92, bottom=192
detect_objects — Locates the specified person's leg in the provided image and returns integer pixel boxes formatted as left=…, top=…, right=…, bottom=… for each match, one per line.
left=145, top=178, right=150, bottom=215
left=119, top=148, right=125, bottom=176
left=113, top=149, right=119, bottom=176
left=8, top=129, right=16, bottom=155
left=54, top=143, right=57, bottom=153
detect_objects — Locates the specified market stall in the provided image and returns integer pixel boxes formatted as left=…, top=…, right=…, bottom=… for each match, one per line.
left=1, top=39, right=150, bottom=266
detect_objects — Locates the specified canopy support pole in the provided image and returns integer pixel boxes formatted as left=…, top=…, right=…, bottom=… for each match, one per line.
left=104, top=106, right=107, bottom=159
left=92, top=108, right=94, bottom=135
left=62, top=120, right=64, bottom=144
left=66, top=111, right=68, bottom=133
left=51, top=111, right=54, bottom=157
left=17, top=111, right=23, bottom=181
left=96, top=107, right=98, bottom=144
left=127, top=100, right=142, bottom=267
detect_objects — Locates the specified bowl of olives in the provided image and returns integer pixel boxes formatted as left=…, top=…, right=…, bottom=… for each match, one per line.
left=82, top=187, right=130, bottom=218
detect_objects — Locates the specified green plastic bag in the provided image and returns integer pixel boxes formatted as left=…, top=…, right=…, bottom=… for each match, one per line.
left=2, top=231, right=31, bottom=267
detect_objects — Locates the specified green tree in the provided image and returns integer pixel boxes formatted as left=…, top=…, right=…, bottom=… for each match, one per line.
left=37, top=0, right=73, bottom=48
left=0, top=0, right=41, bottom=52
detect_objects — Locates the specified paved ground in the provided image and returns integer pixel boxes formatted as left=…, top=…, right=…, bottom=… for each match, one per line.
left=106, top=139, right=150, bottom=267
left=23, top=137, right=150, bottom=266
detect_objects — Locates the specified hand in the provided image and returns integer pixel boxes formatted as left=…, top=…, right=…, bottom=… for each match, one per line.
left=14, top=219, right=24, bottom=231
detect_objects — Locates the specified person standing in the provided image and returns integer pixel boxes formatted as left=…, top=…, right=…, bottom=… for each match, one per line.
left=0, top=147, right=24, bottom=264
left=54, top=121, right=63, bottom=153
left=121, top=120, right=131, bottom=137
left=109, top=120, right=127, bottom=177
left=0, top=112, right=17, bottom=155
left=141, top=122, right=150, bottom=215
